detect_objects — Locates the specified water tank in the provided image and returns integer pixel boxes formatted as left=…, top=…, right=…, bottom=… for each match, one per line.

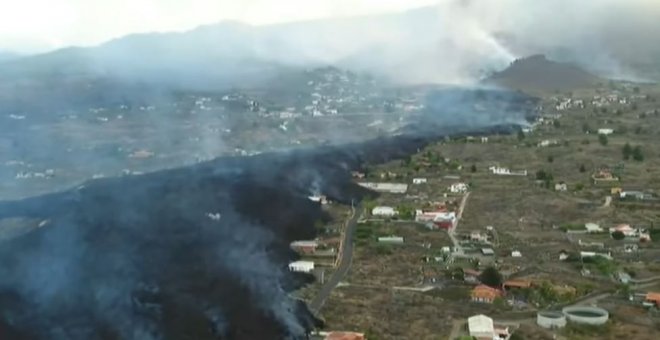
left=562, top=306, right=609, bottom=325
left=536, top=311, right=567, bottom=329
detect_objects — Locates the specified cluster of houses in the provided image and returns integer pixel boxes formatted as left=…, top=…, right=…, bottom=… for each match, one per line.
left=580, top=222, right=652, bottom=242
left=488, top=166, right=527, bottom=177
left=554, top=97, right=584, bottom=111
left=591, top=94, right=628, bottom=107
left=15, top=169, right=56, bottom=180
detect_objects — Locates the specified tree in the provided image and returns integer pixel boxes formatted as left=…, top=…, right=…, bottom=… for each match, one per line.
left=582, top=123, right=591, bottom=133
left=547, top=155, right=554, bottom=163
left=536, top=170, right=553, bottom=181
left=622, top=143, right=633, bottom=160
left=598, top=134, right=608, bottom=146
left=553, top=120, right=561, bottom=128
left=632, top=146, right=644, bottom=162
left=470, top=164, right=477, bottom=173
left=479, top=267, right=503, bottom=288
left=579, top=164, right=586, bottom=173
left=402, top=155, right=412, bottom=166
left=517, top=130, right=525, bottom=141
left=397, top=205, right=415, bottom=220
left=493, top=297, right=507, bottom=308
left=612, top=231, right=626, bottom=240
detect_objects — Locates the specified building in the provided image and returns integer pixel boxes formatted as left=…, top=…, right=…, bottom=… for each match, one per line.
left=540, top=139, right=560, bottom=147
left=598, top=128, right=614, bottom=135
left=481, top=248, right=495, bottom=256
left=468, top=314, right=494, bottom=339
left=470, top=232, right=489, bottom=243
left=471, top=285, right=502, bottom=303
left=504, top=280, right=532, bottom=290
left=580, top=251, right=613, bottom=260
left=489, top=166, right=527, bottom=176
left=288, top=261, right=315, bottom=273
left=620, top=190, right=654, bottom=201
left=511, top=250, right=523, bottom=258
left=308, top=195, right=329, bottom=205
left=351, top=171, right=365, bottom=179
left=290, top=240, right=319, bottom=254
left=378, top=236, right=404, bottom=244
left=372, top=206, right=397, bottom=217
left=464, top=269, right=481, bottom=284
left=449, top=182, right=469, bottom=193
left=415, top=210, right=457, bottom=230
left=617, top=271, right=632, bottom=284
left=555, top=182, right=568, bottom=192
left=412, top=178, right=427, bottom=185
left=468, top=314, right=511, bottom=340
left=609, top=224, right=636, bottom=236
left=357, top=182, right=408, bottom=194
left=644, top=292, right=660, bottom=308
left=559, top=250, right=570, bottom=261
left=324, top=332, right=365, bottom=340
left=585, top=223, right=603, bottom=233
left=592, top=169, right=619, bottom=183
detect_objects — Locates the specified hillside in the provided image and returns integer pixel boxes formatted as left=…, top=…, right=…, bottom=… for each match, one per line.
left=484, top=55, right=602, bottom=93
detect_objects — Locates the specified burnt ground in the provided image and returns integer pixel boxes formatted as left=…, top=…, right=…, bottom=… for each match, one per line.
left=0, top=89, right=534, bottom=340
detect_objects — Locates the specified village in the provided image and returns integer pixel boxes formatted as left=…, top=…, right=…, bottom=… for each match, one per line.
left=291, top=79, right=660, bottom=340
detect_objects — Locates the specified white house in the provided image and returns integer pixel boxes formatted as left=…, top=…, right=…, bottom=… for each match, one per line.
left=412, top=178, right=428, bottom=185
left=555, top=182, right=568, bottom=192
left=598, top=128, right=614, bottom=135
left=538, top=139, right=558, bottom=147
left=489, top=166, right=527, bottom=176
left=585, top=223, right=603, bottom=233
left=372, top=206, right=397, bottom=217
left=468, top=315, right=494, bottom=339
left=489, top=166, right=511, bottom=175
left=580, top=251, right=613, bottom=260
left=449, top=182, right=469, bottom=193
left=288, top=261, right=315, bottom=273
left=511, top=251, right=523, bottom=258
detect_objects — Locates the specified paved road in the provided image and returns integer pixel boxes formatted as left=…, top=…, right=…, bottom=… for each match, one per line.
left=309, top=203, right=362, bottom=314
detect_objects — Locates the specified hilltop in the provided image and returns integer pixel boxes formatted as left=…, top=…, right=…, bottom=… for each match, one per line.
left=485, top=55, right=602, bottom=94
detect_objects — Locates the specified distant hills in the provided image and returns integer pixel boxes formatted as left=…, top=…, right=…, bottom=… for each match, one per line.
left=0, top=2, right=658, bottom=101
left=484, top=55, right=601, bottom=93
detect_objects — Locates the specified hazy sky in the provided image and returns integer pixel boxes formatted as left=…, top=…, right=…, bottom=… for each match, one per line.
left=0, top=0, right=437, bottom=53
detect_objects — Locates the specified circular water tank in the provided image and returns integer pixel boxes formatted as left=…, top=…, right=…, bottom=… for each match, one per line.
left=562, top=306, right=609, bottom=325
left=536, top=311, right=567, bottom=329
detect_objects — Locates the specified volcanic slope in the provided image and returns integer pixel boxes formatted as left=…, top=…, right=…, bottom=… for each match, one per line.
left=485, top=54, right=602, bottom=94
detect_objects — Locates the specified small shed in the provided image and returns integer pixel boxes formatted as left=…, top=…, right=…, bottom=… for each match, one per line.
left=481, top=248, right=495, bottom=256
left=378, top=236, right=404, bottom=244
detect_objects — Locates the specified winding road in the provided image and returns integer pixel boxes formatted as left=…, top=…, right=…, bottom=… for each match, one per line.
left=309, top=203, right=362, bottom=314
